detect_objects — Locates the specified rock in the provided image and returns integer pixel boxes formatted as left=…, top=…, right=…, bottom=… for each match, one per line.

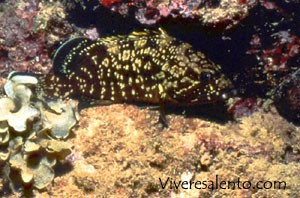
left=274, top=68, right=300, bottom=124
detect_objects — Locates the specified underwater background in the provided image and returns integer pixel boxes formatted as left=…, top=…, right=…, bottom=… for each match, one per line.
left=0, top=0, right=300, bottom=197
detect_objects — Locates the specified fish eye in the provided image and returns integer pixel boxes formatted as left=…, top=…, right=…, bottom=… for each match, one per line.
left=200, top=72, right=212, bottom=82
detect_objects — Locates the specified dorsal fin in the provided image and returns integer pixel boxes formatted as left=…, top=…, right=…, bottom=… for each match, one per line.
left=52, top=37, right=93, bottom=77
left=99, top=28, right=163, bottom=43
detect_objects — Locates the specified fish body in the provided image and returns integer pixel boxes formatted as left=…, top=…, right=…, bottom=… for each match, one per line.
left=38, top=28, right=232, bottom=109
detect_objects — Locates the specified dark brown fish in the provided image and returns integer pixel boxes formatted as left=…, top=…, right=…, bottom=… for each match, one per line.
left=37, top=28, right=233, bottom=125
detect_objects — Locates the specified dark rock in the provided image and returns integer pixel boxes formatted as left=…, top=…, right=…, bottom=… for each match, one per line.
left=274, top=68, right=300, bottom=124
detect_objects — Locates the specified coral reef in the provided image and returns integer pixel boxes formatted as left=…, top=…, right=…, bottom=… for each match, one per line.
left=0, top=0, right=299, bottom=197
left=0, top=0, right=79, bottom=79
left=227, top=97, right=262, bottom=119
left=231, top=0, right=300, bottom=98
left=64, top=0, right=251, bottom=32
left=134, top=0, right=251, bottom=29
left=1, top=0, right=299, bottom=109
left=242, top=30, right=300, bottom=96
left=25, top=104, right=299, bottom=198
left=0, top=72, right=78, bottom=193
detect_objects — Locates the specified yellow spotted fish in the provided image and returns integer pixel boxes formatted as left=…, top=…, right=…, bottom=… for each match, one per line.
left=37, top=28, right=233, bottom=125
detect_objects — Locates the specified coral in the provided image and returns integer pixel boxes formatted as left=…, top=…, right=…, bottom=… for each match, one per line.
left=66, top=0, right=251, bottom=30
left=227, top=97, right=262, bottom=119
left=232, top=1, right=300, bottom=99
left=245, top=31, right=300, bottom=91
left=27, top=104, right=300, bottom=198
left=0, top=0, right=77, bottom=80
left=0, top=72, right=78, bottom=193
left=98, top=0, right=252, bottom=29
left=0, top=0, right=300, bottom=197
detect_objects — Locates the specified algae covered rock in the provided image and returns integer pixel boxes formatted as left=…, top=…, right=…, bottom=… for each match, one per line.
left=0, top=71, right=78, bottom=193
left=274, top=68, right=300, bottom=124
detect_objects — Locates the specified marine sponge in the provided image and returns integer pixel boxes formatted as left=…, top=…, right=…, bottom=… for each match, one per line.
left=0, top=71, right=78, bottom=193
